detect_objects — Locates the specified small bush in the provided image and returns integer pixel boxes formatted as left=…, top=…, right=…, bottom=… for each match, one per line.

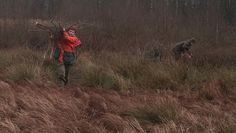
left=0, top=52, right=12, bottom=70
left=6, top=63, right=41, bottom=82
left=76, top=59, right=119, bottom=90
left=0, top=48, right=44, bottom=82
left=114, top=57, right=146, bottom=81
left=219, top=68, right=236, bottom=96
left=220, top=127, right=236, bottom=133
left=124, top=101, right=180, bottom=125
left=135, top=63, right=176, bottom=89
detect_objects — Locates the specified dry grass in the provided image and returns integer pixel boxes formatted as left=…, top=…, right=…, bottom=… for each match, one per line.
left=0, top=48, right=235, bottom=132
left=0, top=80, right=235, bottom=133
left=123, top=100, right=180, bottom=125
left=1, top=48, right=236, bottom=93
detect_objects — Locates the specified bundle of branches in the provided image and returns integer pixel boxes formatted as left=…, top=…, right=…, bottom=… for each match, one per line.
left=35, top=20, right=64, bottom=46
left=33, top=19, right=69, bottom=65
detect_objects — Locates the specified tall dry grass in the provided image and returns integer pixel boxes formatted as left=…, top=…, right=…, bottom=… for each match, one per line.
left=0, top=79, right=235, bottom=133
left=0, top=48, right=54, bottom=83
left=0, top=48, right=235, bottom=95
left=0, top=48, right=235, bottom=132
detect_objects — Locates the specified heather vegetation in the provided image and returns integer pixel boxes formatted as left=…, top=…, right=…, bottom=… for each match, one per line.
left=1, top=48, right=236, bottom=95
left=0, top=47, right=235, bottom=132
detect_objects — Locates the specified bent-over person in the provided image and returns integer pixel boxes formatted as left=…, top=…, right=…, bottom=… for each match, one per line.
left=172, top=38, right=195, bottom=60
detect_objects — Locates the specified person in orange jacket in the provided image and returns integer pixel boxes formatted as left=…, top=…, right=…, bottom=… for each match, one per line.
left=53, top=27, right=81, bottom=88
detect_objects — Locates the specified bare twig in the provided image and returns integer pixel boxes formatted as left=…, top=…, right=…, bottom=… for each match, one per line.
left=35, top=22, right=52, bottom=32
left=66, top=22, right=79, bottom=30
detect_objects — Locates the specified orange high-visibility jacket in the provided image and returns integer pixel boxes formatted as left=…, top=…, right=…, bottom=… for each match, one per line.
left=58, top=32, right=81, bottom=63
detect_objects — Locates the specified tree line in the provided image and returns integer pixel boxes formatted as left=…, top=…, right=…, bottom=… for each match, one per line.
left=0, top=0, right=235, bottom=49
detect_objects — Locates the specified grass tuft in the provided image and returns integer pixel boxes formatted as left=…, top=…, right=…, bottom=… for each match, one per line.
left=124, top=101, right=180, bottom=125
left=6, top=63, right=41, bottom=82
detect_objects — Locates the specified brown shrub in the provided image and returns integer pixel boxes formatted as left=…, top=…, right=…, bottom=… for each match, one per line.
left=95, top=113, right=136, bottom=133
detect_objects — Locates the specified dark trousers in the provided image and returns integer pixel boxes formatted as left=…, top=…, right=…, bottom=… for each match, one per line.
left=57, top=62, right=72, bottom=87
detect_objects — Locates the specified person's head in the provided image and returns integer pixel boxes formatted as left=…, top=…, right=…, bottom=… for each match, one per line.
left=183, top=37, right=195, bottom=49
left=67, top=27, right=76, bottom=36
left=189, top=37, right=196, bottom=43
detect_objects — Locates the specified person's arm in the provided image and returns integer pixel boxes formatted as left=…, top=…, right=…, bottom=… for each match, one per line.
left=181, top=42, right=192, bottom=55
left=185, top=51, right=193, bottom=59
left=72, top=40, right=81, bottom=47
left=63, top=32, right=78, bottom=44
